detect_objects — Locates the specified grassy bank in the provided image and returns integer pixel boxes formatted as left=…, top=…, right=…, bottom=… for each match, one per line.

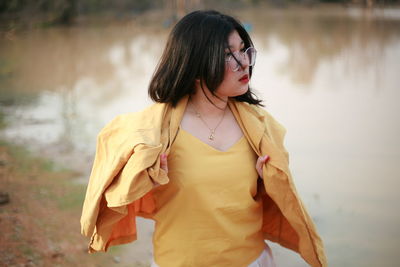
left=0, top=140, right=139, bottom=267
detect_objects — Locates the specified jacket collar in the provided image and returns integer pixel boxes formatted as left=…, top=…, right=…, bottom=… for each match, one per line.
left=229, top=100, right=290, bottom=174
left=228, top=99, right=265, bottom=157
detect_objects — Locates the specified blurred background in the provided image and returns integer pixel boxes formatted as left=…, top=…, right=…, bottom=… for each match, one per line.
left=1, top=0, right=400, bottom=266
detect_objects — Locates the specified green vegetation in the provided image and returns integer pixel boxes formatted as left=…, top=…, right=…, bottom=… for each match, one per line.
left=0, top=140, right=58, bottom=173
left=0, top=0, right=163, bottom=27
left=56, top=181, right=86, bottom=211
left=0, top=139, right=85, bottom=213
left=2, top=0, right=398, bottom=29
left=0, top=111, right=6, bottom=129
left=0, top=138, right=102, bottom=266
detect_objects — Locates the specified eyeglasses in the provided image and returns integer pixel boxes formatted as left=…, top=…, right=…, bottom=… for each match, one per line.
left=225, top=47, right=257, bottom=72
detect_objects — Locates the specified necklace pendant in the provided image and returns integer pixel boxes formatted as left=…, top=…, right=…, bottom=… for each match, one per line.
left=209, top=133, right=214, bottom=140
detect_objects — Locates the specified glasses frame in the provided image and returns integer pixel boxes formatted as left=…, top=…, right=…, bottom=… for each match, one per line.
left=225, top=47, right=257, bottom=72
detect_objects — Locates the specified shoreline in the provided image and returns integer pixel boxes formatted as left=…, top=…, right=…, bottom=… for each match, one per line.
left=0, top=138, right=150, bottom=266
left=1, top=3, right=400, bottom=31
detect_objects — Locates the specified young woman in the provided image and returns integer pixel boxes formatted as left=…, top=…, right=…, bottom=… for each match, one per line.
left=81, top=10, right=327, bottom=267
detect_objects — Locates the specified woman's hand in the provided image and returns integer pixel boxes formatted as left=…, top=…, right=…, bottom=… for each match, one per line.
left=154, top=154, right=168, bottom=188
left=256, top=155, right=269, bottom=179
left=160, top=153, right=168, bottom=173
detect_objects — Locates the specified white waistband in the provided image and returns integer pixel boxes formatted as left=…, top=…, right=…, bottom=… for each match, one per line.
left=151, top=244, right=276, bottom=267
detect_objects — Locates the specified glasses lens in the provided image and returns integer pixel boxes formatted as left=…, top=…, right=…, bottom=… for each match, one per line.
left=226, top=47, right=257, bottom=71
left=246, top=47, right=256, bottom=66
left=230, top=58, right=239, bottom=71
left=226, top=55, right=238, bottom=71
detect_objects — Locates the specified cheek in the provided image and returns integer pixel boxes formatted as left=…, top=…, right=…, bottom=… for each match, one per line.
left=223, top=68, right=236, bottom=85
left=217, top=73, right=234, bottom=94
left=216, top=67, right=248, bottom=96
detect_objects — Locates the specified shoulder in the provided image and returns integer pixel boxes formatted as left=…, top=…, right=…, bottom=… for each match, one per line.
left=245, top=103, right=287, bottom=148
left=97, top=102, right=167, bottom=145
left=253, top=105, right=286, bottom=133
left=238, top=102, right=287, bottom=135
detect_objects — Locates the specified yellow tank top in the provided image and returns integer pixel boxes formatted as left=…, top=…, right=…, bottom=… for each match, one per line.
left=152, top=128, right=265, bottom=267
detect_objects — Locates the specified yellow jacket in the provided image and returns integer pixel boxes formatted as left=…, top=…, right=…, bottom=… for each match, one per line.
left=80, top=96, right=327, bottom=266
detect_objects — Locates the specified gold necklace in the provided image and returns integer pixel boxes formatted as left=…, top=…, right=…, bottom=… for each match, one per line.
left=191, top=101, right=226, bottom=141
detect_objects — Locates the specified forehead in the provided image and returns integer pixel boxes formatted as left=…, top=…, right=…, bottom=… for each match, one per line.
left=227, top=30, right=244, bottom=48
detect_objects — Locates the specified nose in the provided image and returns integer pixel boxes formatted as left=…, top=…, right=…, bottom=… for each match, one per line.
left=239, top=55, right=249, bottom=70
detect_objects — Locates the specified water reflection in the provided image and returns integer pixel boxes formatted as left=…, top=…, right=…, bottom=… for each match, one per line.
left=1, top=7, right=400, bottom=266
left=248, top=8, right=400, bottom=85
left=0, top=27, right=167, bottom=170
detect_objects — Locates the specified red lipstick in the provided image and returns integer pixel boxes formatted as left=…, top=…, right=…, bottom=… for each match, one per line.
left=239, top=74, right=249, bottom=83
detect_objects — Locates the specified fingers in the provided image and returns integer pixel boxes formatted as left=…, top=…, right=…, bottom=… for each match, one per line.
left=160, top=153, right=168, bottom=173
left=256, top=155, right=269, bottom=179
left=256, top=155, right=269, bottom=168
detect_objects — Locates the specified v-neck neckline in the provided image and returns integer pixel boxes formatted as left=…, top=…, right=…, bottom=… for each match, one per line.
left=178, top=127, right=245, bottom=153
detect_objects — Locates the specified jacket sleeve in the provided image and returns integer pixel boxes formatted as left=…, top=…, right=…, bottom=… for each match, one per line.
left=80, top=114, right=163, bottom=252
left=80, top=115, right=135, bottom=238
left=258, top=108, right=328, bottom=267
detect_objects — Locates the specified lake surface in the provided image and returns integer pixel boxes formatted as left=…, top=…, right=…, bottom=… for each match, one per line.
left=1, top=6, right=400, bottom=267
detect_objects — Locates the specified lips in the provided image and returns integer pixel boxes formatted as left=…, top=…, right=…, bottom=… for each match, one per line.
left=239, top=74, right=249, bottom=83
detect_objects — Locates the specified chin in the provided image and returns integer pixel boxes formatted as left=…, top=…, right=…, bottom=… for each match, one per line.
left=232, top=86, right=249, bottom=97
left=217, top=85, right=249, bottom=97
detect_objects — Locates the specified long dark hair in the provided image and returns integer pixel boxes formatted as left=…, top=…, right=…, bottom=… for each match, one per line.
left=148, top=10, right=263, bottom=107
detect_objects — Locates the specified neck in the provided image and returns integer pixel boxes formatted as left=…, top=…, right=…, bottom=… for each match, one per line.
left=190, top=82, right=228, bottom=116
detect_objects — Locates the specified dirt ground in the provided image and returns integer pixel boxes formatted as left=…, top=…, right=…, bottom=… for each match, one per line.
left=0, top=141, right=150, bottom=267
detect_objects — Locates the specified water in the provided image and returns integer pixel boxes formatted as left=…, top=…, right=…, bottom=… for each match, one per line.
left=1, top=7, right=400, bottom=266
